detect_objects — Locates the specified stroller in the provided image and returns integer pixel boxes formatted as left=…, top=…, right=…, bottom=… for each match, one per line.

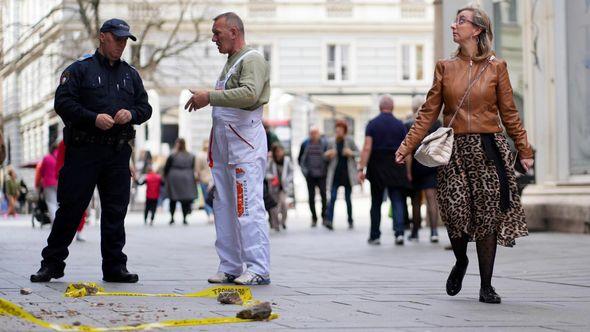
left=29, top=190, right=51, bottom=227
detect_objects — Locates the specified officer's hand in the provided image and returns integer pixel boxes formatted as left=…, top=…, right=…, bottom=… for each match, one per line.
left=114, top=109, right=132, bottom=125
left=184, top=90, right=210, bottom=112
left=96, top=114, right=115, bottom=130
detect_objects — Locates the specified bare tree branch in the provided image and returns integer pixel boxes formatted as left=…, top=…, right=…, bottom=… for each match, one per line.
left=93, top=0, right=101, bottom=39
left=76, top=0, right=94, bottom=40
left=3, top=0, right=210, bottom=85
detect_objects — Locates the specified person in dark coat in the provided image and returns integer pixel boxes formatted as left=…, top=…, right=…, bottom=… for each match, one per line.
left=358, top=95, right=410, bottom=245
left=297, top=126, right=328, bottom=227
left=324, top=120, right=359, bottom=230
left=164, top=138, right=198, bottom=225
left=405, top=95, right=442, bottom=243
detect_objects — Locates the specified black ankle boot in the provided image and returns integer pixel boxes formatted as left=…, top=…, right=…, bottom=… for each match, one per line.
left=479, top=286, right=501, bottom=303
left=446, top=260, right=468, bottom=296
left=30, top=266, right=64, bottom=282
left=103, top=267, right=139, bottom=283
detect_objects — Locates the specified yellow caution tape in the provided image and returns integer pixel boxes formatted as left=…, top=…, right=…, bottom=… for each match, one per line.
left=0, top=283, right=278, bottom=331
left=64, top=283, right=254, bottom=303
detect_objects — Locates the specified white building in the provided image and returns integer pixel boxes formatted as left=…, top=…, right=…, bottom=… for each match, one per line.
left=180, top=0, right=434, bottom=158
left=1, top=0, right=434, bottom=192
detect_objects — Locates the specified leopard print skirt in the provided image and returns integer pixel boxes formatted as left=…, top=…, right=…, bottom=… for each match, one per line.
left=436, top=134, right=528, bottom=247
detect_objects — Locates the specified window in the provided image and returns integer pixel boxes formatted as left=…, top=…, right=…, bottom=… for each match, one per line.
left=251, top=44, right=273, bottom=77
left=326, top=0, right=352, bottom=18
left=401, top=44, right=425, bottom=81
left=416, top=44, right=424, bottom=80
left=251, top=44, right=272, bottom=63
left=326, top=44, right=350, bottom=82
left=402, top=45, right=410, bottom=80
left=248, top=0, right=276, bottom=18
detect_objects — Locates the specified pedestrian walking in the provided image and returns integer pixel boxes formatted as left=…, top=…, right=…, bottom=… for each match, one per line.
left=136, top=164, right=162, bottom=225
left=4, top=168, right=19, bottom=218
left=164, top=138, right=198, bottom=225
left=17, top=179, right=29, bottom=214
left=406, top=95, right=442, bottom=243
left=0, top=129, right=5, bottom=164
left=263, top=120, right=280, bottom=152
left=395, top=6, right=533, bottom=303
left=196, top=140, right=214, bottom=223
left=39, top=143, right=59, bottom=222
left=266, top=143, right=294, bottom=232
left=324, top=120, right=359, bottom=230
left=358, top=96, right=410, bottom=245
left=297, top=126, right=328, bottom=227
left=31, top=18, right=152, bottom=283
left=184, top=12, right=272, bottom=285
left=55, top=140, right=89, bottom=242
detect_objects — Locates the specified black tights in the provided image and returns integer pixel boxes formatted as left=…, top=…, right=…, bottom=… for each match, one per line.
left=144, top=199, right=157, bottom=223
left=449, top=232, right=497, bottom=288
left=170, top=200, right=192, bottom=222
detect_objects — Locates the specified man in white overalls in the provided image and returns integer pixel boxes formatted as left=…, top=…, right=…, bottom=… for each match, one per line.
left=185, top=12, right=271, bottom=285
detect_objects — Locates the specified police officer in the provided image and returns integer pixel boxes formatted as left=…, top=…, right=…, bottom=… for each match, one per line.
left=31, top=19, right=152, bottom=283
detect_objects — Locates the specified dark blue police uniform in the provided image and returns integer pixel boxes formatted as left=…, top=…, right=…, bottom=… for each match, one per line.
left=32, top=20, right=152, bottom=282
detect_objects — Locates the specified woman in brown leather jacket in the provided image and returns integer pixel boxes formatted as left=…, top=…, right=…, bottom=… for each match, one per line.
left=395, top=6, right=534, bottom=304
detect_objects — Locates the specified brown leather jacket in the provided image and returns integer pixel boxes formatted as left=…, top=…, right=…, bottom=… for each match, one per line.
left=398, top=54, right=533, bottom=159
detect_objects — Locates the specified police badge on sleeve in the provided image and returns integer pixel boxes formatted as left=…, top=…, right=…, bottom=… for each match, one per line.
left=60, top=71, right=70, bottom=85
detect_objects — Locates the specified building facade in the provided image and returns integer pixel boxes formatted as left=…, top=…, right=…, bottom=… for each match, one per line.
left=179, top=0, right=435, bottom=162
left=2, top=0, right=434, bottom=193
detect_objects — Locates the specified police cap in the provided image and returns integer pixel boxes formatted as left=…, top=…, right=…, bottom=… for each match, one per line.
left=100, top=18, right=137, bottom=41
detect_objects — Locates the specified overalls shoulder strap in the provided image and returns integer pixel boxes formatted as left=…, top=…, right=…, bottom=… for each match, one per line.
left=223, top=50, right=263, bottom=82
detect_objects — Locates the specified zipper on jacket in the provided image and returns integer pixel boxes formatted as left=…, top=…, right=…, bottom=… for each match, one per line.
left=467, top=59, right=473, bottom=132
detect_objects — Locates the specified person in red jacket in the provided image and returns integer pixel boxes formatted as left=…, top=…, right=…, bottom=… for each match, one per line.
left=56, top=140, right=88, bottom=241
left=136, top=164, right=162, bottom=225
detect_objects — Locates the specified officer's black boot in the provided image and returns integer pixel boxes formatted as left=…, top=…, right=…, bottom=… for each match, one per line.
left=30, top=266, right=64, bottom=282
left=103, top=267, right=139, bottom=283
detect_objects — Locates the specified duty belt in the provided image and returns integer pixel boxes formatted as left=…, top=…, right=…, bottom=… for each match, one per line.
left=66, top=128, right=135, bottom=150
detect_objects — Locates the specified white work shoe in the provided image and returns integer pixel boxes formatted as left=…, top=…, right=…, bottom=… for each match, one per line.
left=234, top=271, right=271, bottom=285
left=207, top=272, right=238, bottom=284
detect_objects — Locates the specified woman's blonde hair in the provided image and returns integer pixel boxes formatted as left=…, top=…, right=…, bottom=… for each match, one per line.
left=454, top=6, right=494, bottom=61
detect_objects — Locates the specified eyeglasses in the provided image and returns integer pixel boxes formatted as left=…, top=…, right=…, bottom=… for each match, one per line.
left=452, top=16, right=476, bottom=26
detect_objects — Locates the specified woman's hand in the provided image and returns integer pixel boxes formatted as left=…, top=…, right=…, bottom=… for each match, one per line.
left=520, top=158, right=534, bottom=172
left=343, top=147, right=354, bottom=157
left=357, top=170, right=365, bottom=184
left=395, top=150, right=406, bottom=164
left=324, top=149, right=336, bottom=159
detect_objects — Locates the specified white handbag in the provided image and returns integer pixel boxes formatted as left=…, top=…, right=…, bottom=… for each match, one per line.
left=414, top=56, right=495, bottom=167
left=414, top=127, right=454, bottom=167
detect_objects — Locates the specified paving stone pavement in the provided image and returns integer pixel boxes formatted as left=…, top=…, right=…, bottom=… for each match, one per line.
left=1, top=196, right=589, bottom=331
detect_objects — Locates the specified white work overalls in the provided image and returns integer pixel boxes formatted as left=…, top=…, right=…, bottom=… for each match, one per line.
left=208, top=50, right=270, bottom=277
